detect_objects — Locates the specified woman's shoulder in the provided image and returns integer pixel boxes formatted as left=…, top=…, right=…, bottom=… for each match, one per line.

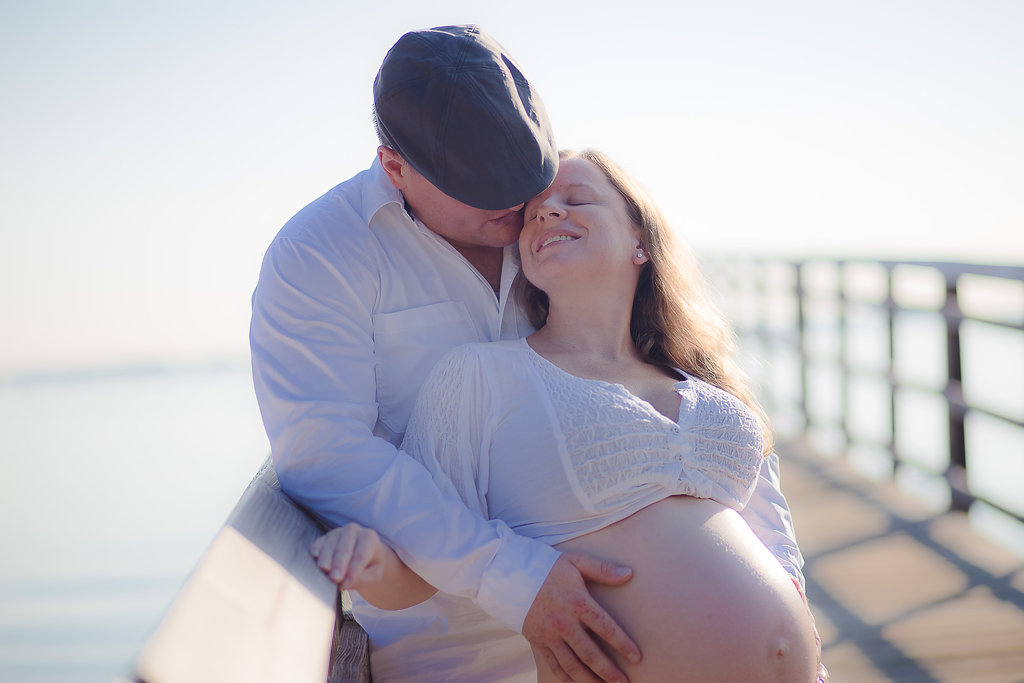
left=426, top=338, right=532, bottom=384
left=439, top=338, right=530, bottom=365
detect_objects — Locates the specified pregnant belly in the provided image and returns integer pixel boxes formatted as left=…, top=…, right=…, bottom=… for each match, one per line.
left=543, top=496, right=816, bottom=682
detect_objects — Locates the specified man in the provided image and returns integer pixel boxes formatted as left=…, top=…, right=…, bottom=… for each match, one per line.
left=251, top=24, right=808, bottom=682
left=251, top=25, right=642, bottom=682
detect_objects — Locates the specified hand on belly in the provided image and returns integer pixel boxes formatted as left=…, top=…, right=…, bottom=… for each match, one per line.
left=541, top=496, right=817, bottom=682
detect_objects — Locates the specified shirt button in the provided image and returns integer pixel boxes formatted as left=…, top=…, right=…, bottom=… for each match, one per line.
left=672, top=426, right=681, bottom=434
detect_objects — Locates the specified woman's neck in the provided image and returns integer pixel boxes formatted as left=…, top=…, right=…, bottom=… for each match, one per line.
left=530, top=293, right=639, bottom=364
left=528, top=293, right=684, bottom=420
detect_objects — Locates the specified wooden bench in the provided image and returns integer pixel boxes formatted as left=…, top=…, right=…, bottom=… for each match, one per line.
left=134, top=458, right=371, bottom=682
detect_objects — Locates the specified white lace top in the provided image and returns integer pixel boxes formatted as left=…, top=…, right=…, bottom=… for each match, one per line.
left=355, top=338, right=797, bottom=682
left=402, top=338, right=764, bottom=545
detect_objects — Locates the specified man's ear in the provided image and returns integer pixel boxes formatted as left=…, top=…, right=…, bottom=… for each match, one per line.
left=377, top=146, right=408, bottom=190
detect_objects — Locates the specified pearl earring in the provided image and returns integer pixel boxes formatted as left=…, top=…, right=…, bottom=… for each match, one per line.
left=635, top=248, right=646, bottom=261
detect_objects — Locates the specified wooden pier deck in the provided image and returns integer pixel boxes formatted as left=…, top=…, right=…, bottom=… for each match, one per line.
left=780, top=439, right=1024, bottom=683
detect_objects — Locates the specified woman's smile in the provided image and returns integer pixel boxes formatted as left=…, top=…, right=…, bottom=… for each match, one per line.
left=537, top=232, right=581, bottom=252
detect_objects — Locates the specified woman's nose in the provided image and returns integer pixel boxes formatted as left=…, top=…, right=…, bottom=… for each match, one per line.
left=537, top=201, right=564, bottom=221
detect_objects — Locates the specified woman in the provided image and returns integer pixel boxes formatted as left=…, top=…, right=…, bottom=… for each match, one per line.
left=313, top=150, right=820, bottom=682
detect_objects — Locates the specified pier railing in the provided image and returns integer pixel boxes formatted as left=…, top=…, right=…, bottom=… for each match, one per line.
left=704, top=257, right=1024, bottom=538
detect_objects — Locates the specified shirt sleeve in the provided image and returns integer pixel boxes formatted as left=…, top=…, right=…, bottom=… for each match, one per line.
left=400, top=345, right=560, bottom=622
left=250, top=234, right=557, bottom=632
left=400, top=346, right=491, bottom=518
left=739, top=452, right=807, bottom=591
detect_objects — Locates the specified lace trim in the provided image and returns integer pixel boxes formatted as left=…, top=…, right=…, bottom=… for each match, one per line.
left=525, top=347, right=763, bottom=512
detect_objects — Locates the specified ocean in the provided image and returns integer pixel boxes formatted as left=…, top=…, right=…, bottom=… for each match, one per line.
left=0, top=366, right=269, bottom=682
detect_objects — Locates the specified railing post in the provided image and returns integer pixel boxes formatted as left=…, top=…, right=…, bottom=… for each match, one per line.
left=944, top=274, right=970, bottom=513
left=838, top=262, right=850, bottom=452
left=885, top=264, right=899, bottom=475
left=794, top=261, right=809, bottom=431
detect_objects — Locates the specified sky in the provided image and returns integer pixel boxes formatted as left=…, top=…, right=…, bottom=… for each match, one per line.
left=2, top=0, right=1022, bottom=374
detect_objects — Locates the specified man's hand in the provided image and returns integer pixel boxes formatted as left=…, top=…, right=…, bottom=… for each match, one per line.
left=522, top=553, right=640, bottom=683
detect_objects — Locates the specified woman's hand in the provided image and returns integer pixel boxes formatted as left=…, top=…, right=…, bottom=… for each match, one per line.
left=311, top=523, right=437, bottom=610
left=311, top=523, right=391, bottom=590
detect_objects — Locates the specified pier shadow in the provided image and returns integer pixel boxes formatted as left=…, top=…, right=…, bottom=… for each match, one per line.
left=780, top=439, right=1024, bottom=683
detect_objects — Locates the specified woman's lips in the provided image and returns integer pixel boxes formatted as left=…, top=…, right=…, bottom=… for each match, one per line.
left=537, top=233, right=580, bottom=252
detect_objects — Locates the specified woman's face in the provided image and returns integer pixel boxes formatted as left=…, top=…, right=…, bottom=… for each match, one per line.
left=520, top=157, right=643, bottom=293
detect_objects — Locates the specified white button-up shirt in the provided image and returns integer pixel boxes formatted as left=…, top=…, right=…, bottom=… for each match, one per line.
left=250, top=158, right=559, bottom=632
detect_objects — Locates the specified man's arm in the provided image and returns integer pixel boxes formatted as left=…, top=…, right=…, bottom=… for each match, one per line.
left=309, top=522, right=641, bottom=682
left=250, top=233, right=555, bottom=627
left=251, top=232, right=640, bottom=683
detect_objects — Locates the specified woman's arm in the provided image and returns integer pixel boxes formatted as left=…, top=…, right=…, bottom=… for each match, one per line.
left=311, top=523, right=437, bottom=610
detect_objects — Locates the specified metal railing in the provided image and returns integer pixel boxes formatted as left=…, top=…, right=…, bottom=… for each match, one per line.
left=705, top=257, right=1024, bottom=529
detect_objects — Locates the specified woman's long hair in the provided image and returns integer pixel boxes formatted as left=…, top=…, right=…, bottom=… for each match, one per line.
left=520, top=149, right=774, bottom=454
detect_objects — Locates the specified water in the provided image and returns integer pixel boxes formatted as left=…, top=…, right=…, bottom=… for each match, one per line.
left=0, top=365, right=269, bottom=682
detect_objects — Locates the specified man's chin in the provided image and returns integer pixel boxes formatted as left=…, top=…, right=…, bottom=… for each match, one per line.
left=489, top=209, right=523, bottom=228
left=495, top=228, right=524, bottom=248
left=486, top=221, right=524, bottom=247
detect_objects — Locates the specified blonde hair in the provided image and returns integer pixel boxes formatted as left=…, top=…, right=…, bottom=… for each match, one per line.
left=520, top=149, right=774, bottom=454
